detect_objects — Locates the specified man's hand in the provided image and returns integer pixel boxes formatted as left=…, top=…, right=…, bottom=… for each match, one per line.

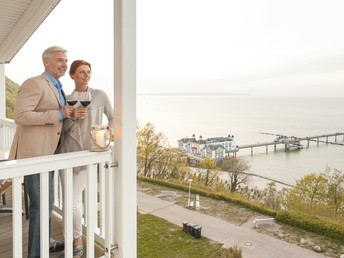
left=60, top=105, right=74, bottom=118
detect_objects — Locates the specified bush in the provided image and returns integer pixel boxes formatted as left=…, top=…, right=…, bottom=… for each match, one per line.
left=276, top=210, right=344, bottom=242
left=221, top=244, right=242, bottom=258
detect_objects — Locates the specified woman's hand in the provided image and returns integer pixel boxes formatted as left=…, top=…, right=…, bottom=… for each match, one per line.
left=72, top=107, right=87, bottom=120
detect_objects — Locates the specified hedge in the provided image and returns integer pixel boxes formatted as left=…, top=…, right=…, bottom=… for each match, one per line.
left=276, top=210, right=344, bottom=242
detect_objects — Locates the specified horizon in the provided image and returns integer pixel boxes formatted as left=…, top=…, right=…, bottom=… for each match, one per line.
left=6, top=74, right=344, bottom=99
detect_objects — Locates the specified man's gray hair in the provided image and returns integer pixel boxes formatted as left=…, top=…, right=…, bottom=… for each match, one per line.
left=42, top=46, right=68, bottom=61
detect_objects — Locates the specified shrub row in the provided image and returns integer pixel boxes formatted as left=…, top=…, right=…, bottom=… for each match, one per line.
left=138, top=177, right=276, bottom=216
left=276, top=210, right=344, bottom=242
left=138, top=177, right=344, bottom=242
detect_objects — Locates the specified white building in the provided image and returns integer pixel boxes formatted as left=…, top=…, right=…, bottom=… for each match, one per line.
left=178, top=134, right=236, bottom=161
left=201, top=144, right=226, bottom=160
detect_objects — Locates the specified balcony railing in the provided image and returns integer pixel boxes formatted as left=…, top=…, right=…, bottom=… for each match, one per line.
left=0, top=118, right=15, bottom=159
left=0, top=118, right=116, bottom=258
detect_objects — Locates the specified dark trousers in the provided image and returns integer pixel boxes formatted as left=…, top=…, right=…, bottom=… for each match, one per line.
left=25, top=172, right=53, bottom=258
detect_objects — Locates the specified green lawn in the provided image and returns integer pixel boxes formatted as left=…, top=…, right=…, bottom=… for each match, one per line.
left=137, top=213, right=223, bottom=258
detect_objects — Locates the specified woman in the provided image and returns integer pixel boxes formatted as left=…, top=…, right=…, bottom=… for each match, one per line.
left=59, top=60, right=114, bottom=257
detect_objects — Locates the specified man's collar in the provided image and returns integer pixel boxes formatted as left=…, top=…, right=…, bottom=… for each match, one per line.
left=44, top=71, right=59, bottom=86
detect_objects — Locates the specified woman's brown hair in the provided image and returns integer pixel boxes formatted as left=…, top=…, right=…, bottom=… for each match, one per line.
left=69, top=60, right=92, bottom=77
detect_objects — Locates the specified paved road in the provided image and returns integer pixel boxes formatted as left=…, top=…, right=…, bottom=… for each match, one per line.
left=137, top=191, right=325, bottom=258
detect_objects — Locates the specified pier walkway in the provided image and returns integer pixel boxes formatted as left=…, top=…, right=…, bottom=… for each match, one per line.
left=237, top=132, right=344, bottom=155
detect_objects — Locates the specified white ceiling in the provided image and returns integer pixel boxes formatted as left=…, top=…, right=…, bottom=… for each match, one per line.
left=0, top=0, right=61, bottom=64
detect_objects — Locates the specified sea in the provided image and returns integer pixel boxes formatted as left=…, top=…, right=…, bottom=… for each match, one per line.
left=137, top=95, right=344, bottom=190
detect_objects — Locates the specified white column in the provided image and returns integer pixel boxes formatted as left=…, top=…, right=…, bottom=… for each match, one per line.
left=113, top=0, right=137, bottom=258
left=0, top=64, right=5, bottom=119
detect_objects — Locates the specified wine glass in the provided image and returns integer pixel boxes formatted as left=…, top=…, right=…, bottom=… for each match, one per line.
left=79, top=91, right=91, bottom=108
left=66, top=91, right=78, bottom=107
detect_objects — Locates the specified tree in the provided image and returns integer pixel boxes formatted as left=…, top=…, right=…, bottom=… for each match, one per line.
left=284, top=173, right=327, bottom=214
left=282, top=168, right=344, bottom=218
left=217, top=157, right=251, bottom=192
left=136, top=121, right=190, bottom=179
left=260, top=182, right=289, bottom=210
left=137, top=122, right=168, bottom=178
left=324, top=167, right=344, bottom=215
left=195, top=157, right=219, bottom=188
left=154, top=147, right=190, bottom=180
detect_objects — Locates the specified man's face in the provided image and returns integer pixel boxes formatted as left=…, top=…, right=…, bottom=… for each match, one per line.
left=44, top=52, right=68, bottom=80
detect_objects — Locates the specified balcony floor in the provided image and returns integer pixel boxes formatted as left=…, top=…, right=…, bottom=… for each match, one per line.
left=0, top=190, right=104, bottom=258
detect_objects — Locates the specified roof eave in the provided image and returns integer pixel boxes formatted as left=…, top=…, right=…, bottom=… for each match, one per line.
left=0, top=0, right=61, bottom=64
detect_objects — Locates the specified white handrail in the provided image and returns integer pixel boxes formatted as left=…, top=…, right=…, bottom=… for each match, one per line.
left=0, top=118, right=16, bottom=148
left=0, top=150, right=114, bottom=258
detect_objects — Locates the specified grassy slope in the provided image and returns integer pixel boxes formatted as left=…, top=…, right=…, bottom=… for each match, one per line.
left=138, top=213, right=223, bottom=258
left=5, top=76, right=19, bottom=119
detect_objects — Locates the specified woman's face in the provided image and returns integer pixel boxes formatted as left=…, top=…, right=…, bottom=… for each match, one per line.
left=72, top=64, right=91, bottom=88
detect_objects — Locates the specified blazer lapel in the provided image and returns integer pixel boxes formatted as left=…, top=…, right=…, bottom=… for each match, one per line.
left=61, top=89, right=67, bottom=104
left=42, top=73, right=62, bottom=107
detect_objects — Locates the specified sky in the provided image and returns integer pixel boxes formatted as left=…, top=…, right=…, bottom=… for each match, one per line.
left=6, top=0, right=344, bottom=97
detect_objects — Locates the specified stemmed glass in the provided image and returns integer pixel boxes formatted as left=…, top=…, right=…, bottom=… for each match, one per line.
left=66, top=91, right=78, bottom=118
left=66, top=91, right=78, bottom=107
left=79, top=91, right=91, bottom=108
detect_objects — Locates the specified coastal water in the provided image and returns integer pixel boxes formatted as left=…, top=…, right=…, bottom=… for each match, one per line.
left=137, top=95, right=344, bottom=189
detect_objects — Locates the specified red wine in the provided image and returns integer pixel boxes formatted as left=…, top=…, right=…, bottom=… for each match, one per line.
left=67, top=100, right=77, bottom=106
left=80, top=101, right=91, bottom=107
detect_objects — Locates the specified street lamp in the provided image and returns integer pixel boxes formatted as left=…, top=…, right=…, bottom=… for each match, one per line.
left=187, top=178, right=193, bottom=208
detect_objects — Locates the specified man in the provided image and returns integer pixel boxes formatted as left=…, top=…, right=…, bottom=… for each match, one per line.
left=9, top=46, right=73, bottom=257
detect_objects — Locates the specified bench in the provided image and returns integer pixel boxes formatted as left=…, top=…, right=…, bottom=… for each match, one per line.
left=253, top=217, right=274, bottom=228
left=160, top=190, right=176, bottom=197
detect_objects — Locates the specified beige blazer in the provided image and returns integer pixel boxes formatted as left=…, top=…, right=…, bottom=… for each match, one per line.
left=9, top=73, right=64, bottom=159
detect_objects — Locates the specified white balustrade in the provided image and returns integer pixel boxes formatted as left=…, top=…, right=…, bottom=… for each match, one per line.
left=0, top=117, right=115, bottom=258
left=0, top=118, right=16, bottom=149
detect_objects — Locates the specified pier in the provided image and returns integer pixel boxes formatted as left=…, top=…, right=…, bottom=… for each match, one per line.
left=237, top=132, right=344, bottom=155
left=180, top=132, right=344, bottom=162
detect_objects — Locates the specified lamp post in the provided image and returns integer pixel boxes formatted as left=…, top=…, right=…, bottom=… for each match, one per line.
left=187, top=178, right=193, bottom=208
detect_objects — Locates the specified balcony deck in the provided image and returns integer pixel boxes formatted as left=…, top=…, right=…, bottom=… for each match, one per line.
left=0, top=190, right=104, bottom=257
